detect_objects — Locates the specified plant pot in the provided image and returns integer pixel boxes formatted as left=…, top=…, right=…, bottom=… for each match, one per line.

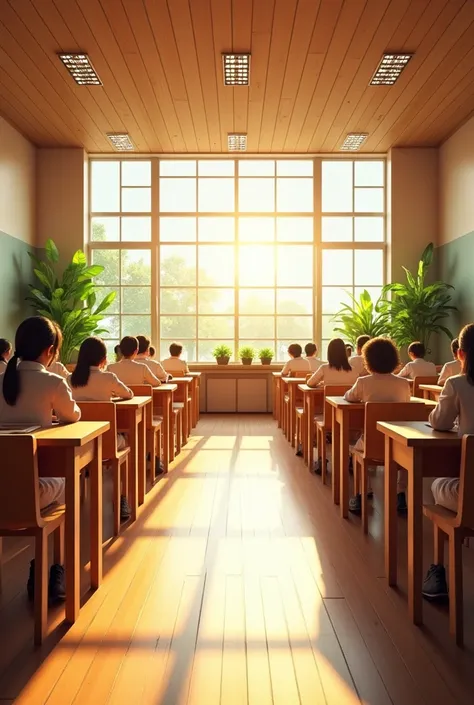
left=241, top=358, right=253, bottom=366
left=216, top=356, right=230, bottom=365
left=260, top=358, right=272, bottom=365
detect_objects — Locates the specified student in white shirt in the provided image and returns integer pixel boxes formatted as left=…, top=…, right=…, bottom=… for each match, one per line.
left=346, top=344, right=354, bottom=359
left=0, top=338, right=12, bottom=374
left=304, top=342, right=323, bottom=373
left=281, top=343, right=311, bottom=377
left=162, top=342, right=190, bottom=377
left=108, top=337, right=161, bottom=387
left=1, top=317, right=80, bottom=602
left=398, top=341, right=437, bottom=379
left=438, top=337, right=462, bottom=385
left=149, top=345, right=156, bottom=359
left=307, top=338, right=359, bottom=387
left=349, top=335, right=371, bottom=376
left=136, top=335, right=170, bottom=382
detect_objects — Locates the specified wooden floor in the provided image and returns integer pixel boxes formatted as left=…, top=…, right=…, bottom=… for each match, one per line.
left=1, top=414, right=474, bottom=705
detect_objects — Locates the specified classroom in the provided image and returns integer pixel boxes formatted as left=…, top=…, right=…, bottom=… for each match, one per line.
left=1, top=1, right=474, bottom=703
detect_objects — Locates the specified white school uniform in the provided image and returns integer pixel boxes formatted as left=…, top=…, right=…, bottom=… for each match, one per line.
left=69, top=367, right=133, bottom=402
left=0, top=360, right=6, bottom=375
left=398, top=357, right=437, bottom=379
left=0, top=361, right=81, bottom=509
left=438, top=359, right=462, bottom=385
left=305, top=356, right=323, bottom=373
left=349, top=354, right=366, bottom=377
left=281, top=357, right=311, bottom=377
left=108, top=359, right=161, bottom=387
left=161, top=356, right=190, bottom=376
left=136, top=354, right=170, bottom=382
left=344, top=373, right=411, bottom=403
left=307, top=363, right=358, bottom=388
left=49, top=361, right=70, bottom=379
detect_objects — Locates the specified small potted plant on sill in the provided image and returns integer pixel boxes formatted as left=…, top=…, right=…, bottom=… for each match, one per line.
left=212, top=344, right=233, bottom=366
left=239, top=346, right=256, bottom=366
left=258, top=347, right=274, bottom=365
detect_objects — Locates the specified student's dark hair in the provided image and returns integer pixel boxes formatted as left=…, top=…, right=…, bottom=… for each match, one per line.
left=149, top=346, right=156, bottom=358
left=356, top=335, right=371, bottom=352
left=408, top=341, right=425, bottom=358
left=119, top=336, right=139, bottom=358
left=305, top=342, right=317, bottom=356
left=451, top=337, right=459, bottom=358
left=345, top=344, right=353, bottom=356
left=459, top=324, right=474, bottom=385
left=170, top=342, right=183, bottom=357
left=327, top=338, right=352, bottom=371
left=70, top=337, right=107, bottom=388
left=288, top=343, right=302, bottom=358
left=363, top=337, right=400, bottom=375
left=137, top=335, right=151, bottom=355
left=3, top=317, right=61, bottom=406
left=0, top=338, right=11, bottom=361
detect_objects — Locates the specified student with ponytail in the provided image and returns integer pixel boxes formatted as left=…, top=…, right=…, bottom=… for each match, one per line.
left=70, top=337, right=133, bottom=401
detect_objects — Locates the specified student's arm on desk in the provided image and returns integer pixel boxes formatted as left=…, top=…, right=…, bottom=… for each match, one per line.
left=344, top=378, right=362, bottom=402
left=397, top=363, right=410, bottom=378
left=111, top=373, right=134, bottom=400
left=429, top=379, right=459, bottom=430
left=144, top=365, right=161, bottom=387
left=437, top=364, right=449, bottom=386
left=281, top=361, right=291, bottom=376
left=307, top=367, right=323, bottom=388
left=53, top=378, right=81, bottom=422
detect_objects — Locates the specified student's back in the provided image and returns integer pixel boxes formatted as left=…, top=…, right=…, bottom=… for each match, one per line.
left=136, top=335, right=169, bottom=381
left=430, top=374, right=474, bottom=435
left=308, top=338, right=358, bottom=387
left=108, top=336, right=161, bottom=387
left=281, top=343, right=310, bottom=376
left=345, top=373, right=410, bottom=403
left=398, top=342, right=436, bottom=379
left=161, top=342, right=189, bottom=376
left=49, top=360, right=70, bottom=379
left=69, top=337, right=133, bottom=402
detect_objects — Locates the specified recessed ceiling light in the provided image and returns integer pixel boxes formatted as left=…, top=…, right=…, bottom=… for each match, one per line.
left=107, top=133, right=135, bottom=151
left=58, top=53, right=102, bottom=85
left=228, top=133, right=247, bottom=151
left=340, top=133, right=368, bottom=151
left=370, top=53, right=413, bottom=86
left=222, top=54, right=250, bottom=86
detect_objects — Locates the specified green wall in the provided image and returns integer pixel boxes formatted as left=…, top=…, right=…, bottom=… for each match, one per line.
left=0, top=230, right=36, bottom=341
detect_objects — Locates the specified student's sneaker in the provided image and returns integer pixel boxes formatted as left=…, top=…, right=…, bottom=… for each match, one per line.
left=49, top=564, right=66, bottom=603
left=397, top=492, right=408, bottom=515
left=313, top=458, right=328, bottom=475
left=27, top=559, right=35, bottom=601
left=155, top=458, right=165, bottom=476
left=349, top=493, right=361, bottom=514
left=295, top=443, right=303, bottom=457
left=422, top=564, right=448, bottom=600
left=120, top=495, right=131, bottom=522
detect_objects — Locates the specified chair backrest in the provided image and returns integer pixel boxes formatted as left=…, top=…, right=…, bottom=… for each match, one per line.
left=76, top=401, right=118, bottom=459
left=363, top=402, right=431, bottom=461
left=413, top=375, right=439, bottom=398
left=323, top=385, right=353, bottom=430
left=0, top=435, right=43, bottom=530
left=129, top=385, right=155, bottom=424
left=456, top=435, right=474, bottom=528
left=172, top=380, right=187, bottom=403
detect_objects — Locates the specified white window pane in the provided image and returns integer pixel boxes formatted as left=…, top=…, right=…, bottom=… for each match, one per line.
left=354, top=188, right=384, bottom=213
left=96, top=286, right=120, bottom=314
left=276, top=218, right=313, bottom=242
left=354, top=286, right=382, bottom=303
left=198, top=339, right=234, bottom=362
left=161, top=340, right=195, bottom=360
left=355, top=250, right=383, bottom=286
left=239, top=245, right=274, bottom=286
left=276, top=160, right=313, bottom=176
left=322, top=287, right=353, bottom=314
left=160, top=217, right=196, bottom=242
left=198, top=316, right=234, bottom=338
left=277, top=316, right=313, bottom=339
left=122, top=187, right=151, bottom=212
left=161, top=288, right=196, bottom=314
left=122, top=287, right=151, bottom=313
left=277, top=246, right=312, bottom=286
left=161, top=316, right=196, bottom=338
left=198, top=217, right=234, bottom=241
left=276, top=340, right=295, bottom=361
left=160, top=178, right=196, bottom=211
left=91, top=217, right=119, bottom=241
left=121, top=250, right=151, bottom=285
left=322, top=217, right=352, bottom=242
left=160, top=160, right=196, bottom=176
left=198, top=289, right=234, bottom=314
left=239, top=217, right=274, bottom=242
left=161, top=245, right=196, bottom=285
left=239, top=340, right=275, bottom=355
left=322, top=315, right=340, bottom=340
left=240, top=289, right=275, bottom=314
left=239, top=316, right=274, bottom=338
left=276, top=289, right=313, bottom=314
left=354, top=161, right=384, bottom=187
left=102, top=315, right=120, bottom=338
left=121, top=161, right=151, bottom=186
left=123, top=315, right=150, bottom=338
left=198, top=160, right=234, bottom=176
left=199, top=178, right=234, bottom=212
left=91, top=161, right=119, bottom=212
left=92, top=250, right=119, bottom=285
left=239, top=178, right=275, bottom=212
left=121, top=216, right=151, bottom=241
left=277, top=178, right=313, bottom=212
left=239, top=160, right=275, bottom=176
left=322, top=161, right=352, bottom=213
left=354, top=216, right=384, bottom=242
left=322, top=250, right=353, bottom=285
left=198, top=246, right=234, bottom=286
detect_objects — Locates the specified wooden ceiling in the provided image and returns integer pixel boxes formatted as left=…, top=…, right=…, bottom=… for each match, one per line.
left=1, top=0, right=474, bottom=153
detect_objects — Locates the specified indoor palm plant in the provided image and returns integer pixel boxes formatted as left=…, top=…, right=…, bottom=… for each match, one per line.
left=259, top=347, right=274, bottom=365
left=26, top=239, right=116, bottom=363
left=212, top=344, right=233, bottom=365
left=332, top=289, right=385, bottom=346
left=239, top=345, right=256, bottom=365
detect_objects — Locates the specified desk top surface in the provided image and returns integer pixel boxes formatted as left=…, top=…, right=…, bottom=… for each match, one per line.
left=35, top=421, right=110, bottom=446
left=326, top=396, right=436, bottom=409
left=170, top=377, right=192, bottom=383
left=298, top=384, right=324, bottom=392
left=419, top=384, right=443, bottom=392
left=115, top=396, right=151, bottom=408
left=281, top=376, right=308, bottom=384
left=377, top=420, right=461, bottom=446
left=154, top=384, right=178, bottom=393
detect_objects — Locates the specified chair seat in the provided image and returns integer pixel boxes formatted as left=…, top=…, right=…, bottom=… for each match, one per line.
left=41, top=503, right=66, bottom=523
left=153, top=415, right=163, bottom=422
left=173, top=402, right=185, bottom=409
left=295, top=406, right=304, bottom=417
left=284, top=394, right=289, bottom=403
left=312, top=414, right=323, bottom=426
left=423, top=503, right=459, bottom=528
left=152, top=418, right=163, bottom=429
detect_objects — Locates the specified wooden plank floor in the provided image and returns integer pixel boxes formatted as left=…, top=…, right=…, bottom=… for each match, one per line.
left=1, top=414, right=474, bottom=705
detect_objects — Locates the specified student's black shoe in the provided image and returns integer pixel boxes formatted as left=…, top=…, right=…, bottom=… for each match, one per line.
left=295, top=443, right=303, bottom=457
left=397, top=491, right=407, bottom=515
left=27, top=559, right=35, bottom=601
left=422, top=564, right=448, bottom=600
left=367, top=489, right=374, bottom=499
left=348, top=455, right=353, bottom=475
left=155, top=457, right=165, bottom=476
left=349, top=493, right=361, bottom=514
left=49, top=564, right=66, bottom=603
left=325, top=432, right=332, bottom=445
left=313, top=458, right=328, bottom=475
left=120, top=495, right=131, bottom=522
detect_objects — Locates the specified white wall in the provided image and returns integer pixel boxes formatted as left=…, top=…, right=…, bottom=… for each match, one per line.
left=439, top=115, right=474, bottom=245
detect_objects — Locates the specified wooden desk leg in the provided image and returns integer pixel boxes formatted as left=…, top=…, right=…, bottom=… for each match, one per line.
left=162, top=394, right=170, bottom=472
left=89, top=436, right=103, bottom=590
left=340, top=411, right=350, bottom=519
left=138, top=410, right=146, bottom=505
left=276, top=380, right=281, bottom=427
left=307, top=395, right=315, bottom=470
left=65, top=448, right=80, bottom=624
left=423, top=389, right=429, bottom=400
left=408, top=448, right=423, bottom=625
left=384, top=436, right=398, bottom=587
left=182, top=394, right=188, bottom=446
left=332, top=408, right=340, bottom=505
left=280, top=384, right=285, bottom=432
left=128, top=410, right=138, bottom=522
left=290, top=386, right=296, bottom=448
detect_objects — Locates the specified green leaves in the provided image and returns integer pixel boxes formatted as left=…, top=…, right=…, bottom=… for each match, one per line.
left=45, top=239, right=59, bottom=263
left=213, top=344, right=233, bottom=359
left=332, top=289, right=385, bottom=345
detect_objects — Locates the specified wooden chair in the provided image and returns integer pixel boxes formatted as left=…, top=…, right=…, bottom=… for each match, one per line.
left=171, top=406, right=182, bottom=460
left=423, top=435, right=474, bottom=646
left=173, top=381, right=191, bottom=446
left=129, top=385, right=163, bottom=482
left=352, top=402, right=432, bottom=532
left=77, top=402, right=130, bottom=536
left=413, top=375, right=439, bottom=398
left=315, top=385, right=352, bottom=483
left=0, top=436, right=65, bottom=645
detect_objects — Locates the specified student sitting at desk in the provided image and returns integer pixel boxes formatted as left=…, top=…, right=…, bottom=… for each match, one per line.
left=304, top=342, right=323, bottom=372
left=0, top=316, right=81, bottom=602
left=349, top=335, right=371, bottom=376
left=398, top=341, right=437, bottom=379
left=438, top=337, right=462, bottom=385
left=307, top=338, right=358, bottom=387
left=48, top=325, right=70, bottom=379
left=0, top=337, right=12, bottom=374
left=136, top=335, right=170, bottom=382
left=281, top=343, right=311, bottom=377
left=108, top=336, right=161, bottom=387
left=161, top=342, right=190, bottom=377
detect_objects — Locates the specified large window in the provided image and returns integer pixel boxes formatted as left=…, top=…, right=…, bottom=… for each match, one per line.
left=89, top=158, right=385, bottom=361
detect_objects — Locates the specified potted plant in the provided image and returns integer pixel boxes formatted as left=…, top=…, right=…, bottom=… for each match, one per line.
left=212, top=344, right=233, bottom=365
left=258, top=347, right=274, bottom=365
left=332, top=289, right=385, bottom=346
left=239, top=346, right=256, bottom=365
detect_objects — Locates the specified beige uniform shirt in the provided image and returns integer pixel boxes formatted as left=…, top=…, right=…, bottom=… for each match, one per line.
left=438, top=359, right=462, bottom=385
left=281, top=357, right=311, bottom=377
left=136, top=354, right=170, bottom=382
left=108, top=359, right=161, bottom=387
left=398, top=358, right=437, bottom=379
left=429, top=374, right=474, bottom=435
left=308, top=364, right=359, bottom=387
left=344, top=373, right=411, bottom=403
left=70, top=367, right=133, bottom=401
left=161, top=356, right=190, bottom=376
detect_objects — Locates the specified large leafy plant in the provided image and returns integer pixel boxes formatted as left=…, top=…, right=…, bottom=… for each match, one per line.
left=26, top=239, right=116, bottom=363
left=332, top=289, right=386, bottom=345
left=377, top=243, right=456, bottom=353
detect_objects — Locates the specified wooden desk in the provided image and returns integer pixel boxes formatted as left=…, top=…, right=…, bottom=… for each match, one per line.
left=419, top=384, right=442, bottom=402
left=377, top=421, right=461, bottom=625
left=115, top=397, right=151, bottom=511
left=281, top=377, right=307, bottom=445
left=36, top=421, right=109, bottom=624
left=326, top=397, right=365, bottom=513
left=298, top=384, right=324, bottom=467
left=171, top=377, right=193, bottom=444
left=152, top=384, right=177, bottom=471
left=187, top=372, right=201, bottom=427
left=272, top=372, right=281, bottom=423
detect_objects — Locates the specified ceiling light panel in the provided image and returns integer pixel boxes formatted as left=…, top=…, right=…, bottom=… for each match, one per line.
left=340, top=133, right=368, bottom=151
left=222, top=54, right=250, bottom=86
left=107, top=133, right=135, bottom=151
left=370, top=53, right=413, bottom=86
left=228, top=133, right=247, bottom=151
left=58, top=53, right=102, bottom=85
